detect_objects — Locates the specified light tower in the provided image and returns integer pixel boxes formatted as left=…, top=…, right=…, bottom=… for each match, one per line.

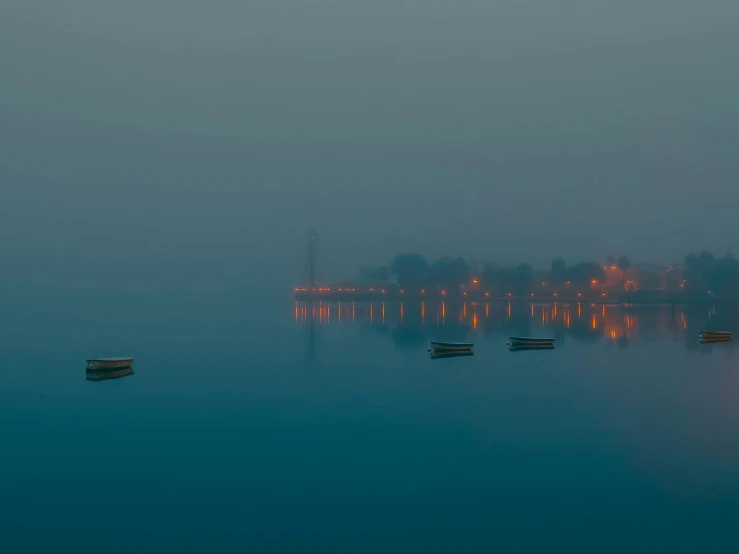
left=307, top=229, right=317, bottom=289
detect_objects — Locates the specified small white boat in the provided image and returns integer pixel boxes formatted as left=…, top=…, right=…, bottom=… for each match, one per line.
left=86, top=357, right=134, bottom=371
left=508, top=336, right=555, bottom=347
left=430, top=341, right=474, bottom=353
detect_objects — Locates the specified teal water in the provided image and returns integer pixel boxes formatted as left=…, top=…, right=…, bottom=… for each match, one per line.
left=2, top=294, right=739, bottom=553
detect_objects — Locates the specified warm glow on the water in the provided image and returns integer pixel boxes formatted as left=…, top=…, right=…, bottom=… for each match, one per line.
left=578, top=303, right=581, bottom=318
left=400, top=302, right=404, bottom=323
left=370, top=302, right=373, bottom=323
left=441, top=302, right=445, bottom=320
left=592, top=314, right=597, bottom=329
left=473, top=313, right=478, bottom=329
left=421, top=302, right=425, bottom=321
left=381, top=302, right=385, bottom=323
left=486, top=303, right=489, bottom=318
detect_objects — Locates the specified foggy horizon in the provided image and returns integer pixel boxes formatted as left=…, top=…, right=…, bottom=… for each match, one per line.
left=2, top=0, right=738, bottom=290
left=4, top=4, right=739, bottom=552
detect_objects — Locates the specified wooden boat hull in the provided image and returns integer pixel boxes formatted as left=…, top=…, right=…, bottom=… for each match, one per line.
left=430, top=341, right=473, bottom=352
left=86, top=367, right=134, bottom=381
left=86, top=358, right=134, bottom=371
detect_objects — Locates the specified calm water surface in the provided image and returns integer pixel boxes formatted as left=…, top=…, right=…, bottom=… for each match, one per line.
left=2, top=292, right=739, bottom=553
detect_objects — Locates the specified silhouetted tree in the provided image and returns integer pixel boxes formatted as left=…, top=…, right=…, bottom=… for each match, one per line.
left=617, top=255, right=632, bottom=286
left=567, top=262, right=605, bottom=284
left=481, top=263, right=533, bottom=295
left=516, top=263, right=533, bottom=290
left=664, top=264, right=683, bottom=292
left=390, top=254, right=428, bottom=287
left=684, top=250, right=739, bottom=296
left=374, top=265, right=390, bottom=281
left=550, top=258, right=567, bottom=283
left=428, top=257, right=470, bottom=290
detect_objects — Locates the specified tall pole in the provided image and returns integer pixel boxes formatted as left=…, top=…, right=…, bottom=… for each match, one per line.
left=308, top=229, right=317, bottom=289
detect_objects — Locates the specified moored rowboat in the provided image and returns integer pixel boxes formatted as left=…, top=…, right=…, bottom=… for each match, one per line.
left=508, top=336, right=555, bottom=347
left=430, top=341, right=474, bottom=352
left=699, top=331, right=732, bottom=338
left=86, top=357, right=134, bottom=371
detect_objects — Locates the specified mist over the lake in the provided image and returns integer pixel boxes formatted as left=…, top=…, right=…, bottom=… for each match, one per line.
left=2, top=0, right=738, bottom=292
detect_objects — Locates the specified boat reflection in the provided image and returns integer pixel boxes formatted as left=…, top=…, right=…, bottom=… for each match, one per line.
left=295, top=300, right=735, bottom=351
left=86, top=367, right=134, bottom=382
left=700, top=337, right=733, bottom=345
left=430, top=351, right=475, bottom=360
left=508, top=344, right=556, bottom=352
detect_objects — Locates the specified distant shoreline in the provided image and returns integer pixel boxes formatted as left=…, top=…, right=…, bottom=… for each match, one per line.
left=293, top=290, right=720, bottom=305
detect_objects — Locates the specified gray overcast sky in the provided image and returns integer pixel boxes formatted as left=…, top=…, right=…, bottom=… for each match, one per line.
left=1, top=0, right=738, bottom=288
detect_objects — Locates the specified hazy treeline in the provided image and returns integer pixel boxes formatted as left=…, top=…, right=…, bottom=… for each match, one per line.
left=357, top=251, right=739, bottom=296
left=360, top=254, right=632, bottom=290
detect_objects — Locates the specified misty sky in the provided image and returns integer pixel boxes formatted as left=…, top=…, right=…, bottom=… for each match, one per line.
left=2, top=0, right=738, bottom=288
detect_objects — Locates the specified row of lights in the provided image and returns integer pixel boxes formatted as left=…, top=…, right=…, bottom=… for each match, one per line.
left=296, top=288, right=609, bottom=298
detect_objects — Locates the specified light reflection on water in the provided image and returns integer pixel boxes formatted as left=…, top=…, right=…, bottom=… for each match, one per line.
left=2, top=293, right=739, bottom=553
left=295, top=301, right=730, bottom=349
